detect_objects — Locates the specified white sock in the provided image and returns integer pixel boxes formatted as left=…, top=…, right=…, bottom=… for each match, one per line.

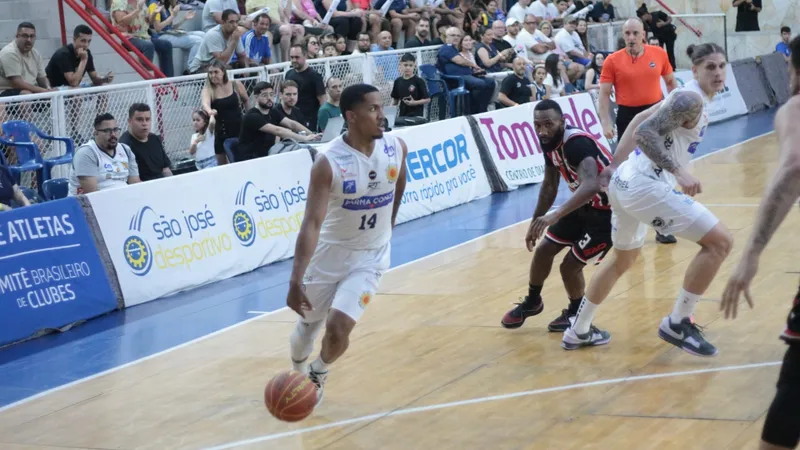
left=670, top=288, right=701, bottom=323
left=572, top=296, right=598, bottom=335
left=290, top=320, right=323, bottom=373
left=310, top=357, right=329, bottom=374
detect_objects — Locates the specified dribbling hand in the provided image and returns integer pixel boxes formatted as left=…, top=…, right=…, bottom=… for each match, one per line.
left=674, top=168, right=702, bottom=197
left=287, top=283, right=313, bottom=318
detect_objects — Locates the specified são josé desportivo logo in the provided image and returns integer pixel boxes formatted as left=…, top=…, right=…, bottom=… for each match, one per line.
left=231, top=180, right=308, bottom=247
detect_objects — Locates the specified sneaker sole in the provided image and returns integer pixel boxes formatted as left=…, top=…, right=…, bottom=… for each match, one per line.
left=657, top=328, right=718, bottom=357
left=561, top=335, right=611, bottom=350
left=500, top=303, right=544, bottom=329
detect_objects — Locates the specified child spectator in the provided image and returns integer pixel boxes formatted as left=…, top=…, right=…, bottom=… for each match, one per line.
left=189, top=110, right=218, bottom=171
left=390, top=53, right=430, bottom=119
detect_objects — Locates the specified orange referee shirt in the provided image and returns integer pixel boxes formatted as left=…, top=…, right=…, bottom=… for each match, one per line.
left=599, top=45, right=673, bottom=107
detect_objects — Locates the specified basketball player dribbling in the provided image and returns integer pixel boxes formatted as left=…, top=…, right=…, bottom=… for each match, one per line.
left=720, top=35, right=800, bottom=450
left=286, top=84, right=408, bottom=404
left=500, top=100, right=614, bottom=333
left=562, top=43, right=735, bottom=356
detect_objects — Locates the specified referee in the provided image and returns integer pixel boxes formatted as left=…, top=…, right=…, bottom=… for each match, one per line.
left=598, top=18, right=678, bottom=244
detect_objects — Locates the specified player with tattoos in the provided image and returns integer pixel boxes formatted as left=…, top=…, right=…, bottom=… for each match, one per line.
left=720, top=35, right=800, bottom=450
left=561, top=43, right=734, bottom=356
left=501, top=100, right=614, bottom=332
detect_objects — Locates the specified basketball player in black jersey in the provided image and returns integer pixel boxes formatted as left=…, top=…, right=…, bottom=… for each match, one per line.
left=720, top=35, right=800, bottom=450
left=501, top=100, right=614, bottom=333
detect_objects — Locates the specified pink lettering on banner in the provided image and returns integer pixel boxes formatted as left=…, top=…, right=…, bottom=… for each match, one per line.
left=562, top=97, right=601, bottom=140
left=479, top=117, right=542, bottom=161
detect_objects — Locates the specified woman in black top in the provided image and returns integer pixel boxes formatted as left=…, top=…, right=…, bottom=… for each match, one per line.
left=200, top=60, right=249, bottom=165
left=476, top=26, right=513, bottom=72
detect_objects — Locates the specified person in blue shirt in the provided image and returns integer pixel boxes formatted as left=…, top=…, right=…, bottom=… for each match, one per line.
left=436, top=26, right=495, bottom=114
left=231, top=13, right=272, bottom=66
left=777, top=26, right=792, bottom=62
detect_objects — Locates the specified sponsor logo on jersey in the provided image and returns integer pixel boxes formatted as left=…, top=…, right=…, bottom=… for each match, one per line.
left=359, top=292, right=371, bottom=309
left=384, top=142, right=396, bottom=157
left=369, top=170, right=377, bottom=180
left=386, top=164, right=399, bottom=183
left=343, top=179, right=357, bottom=194
left=342, top=191, right=394, bottom=210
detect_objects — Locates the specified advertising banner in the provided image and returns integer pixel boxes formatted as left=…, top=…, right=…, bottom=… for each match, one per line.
left=473, top=93, right=613, bottom=189
left=661, top=65, right=748, bottom=123
left=0, top=198, right=118, bottom=346
left=89, top=150, right=313, bottom=306
left=388, top=117, right=493, bottom=224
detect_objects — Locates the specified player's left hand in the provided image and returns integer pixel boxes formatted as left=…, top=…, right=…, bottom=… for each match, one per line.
left=720, top=257, right=758, bottom=319
left=526, top=213, right=558, bottom=251
left=287, top=283, right=313, bottom=318
left=598, top=165, right=616, bottom=192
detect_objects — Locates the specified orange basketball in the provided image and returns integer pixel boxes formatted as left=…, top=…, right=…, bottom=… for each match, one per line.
left=264, top=370, right=318, bottom=422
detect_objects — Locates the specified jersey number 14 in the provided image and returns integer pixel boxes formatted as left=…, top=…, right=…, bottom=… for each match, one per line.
left=359, top=213, right=377, bottom=230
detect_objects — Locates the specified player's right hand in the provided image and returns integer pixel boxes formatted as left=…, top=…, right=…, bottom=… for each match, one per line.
left=675, top=169, right=702, bottom=197
left=598, top=165, right=616, bottom=192
left=287, top=283, right=313, bottom=318
left=524, top=220, right=539, bottom=252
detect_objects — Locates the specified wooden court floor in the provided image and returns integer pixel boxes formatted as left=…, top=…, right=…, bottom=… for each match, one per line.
left=0, top=133, right=796, bottom=450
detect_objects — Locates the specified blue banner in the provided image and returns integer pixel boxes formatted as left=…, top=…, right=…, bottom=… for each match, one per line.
left=0, top=198, right=118, bottom=346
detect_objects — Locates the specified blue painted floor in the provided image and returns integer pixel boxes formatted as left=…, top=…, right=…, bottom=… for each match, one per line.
left=0, top=108, right=778, bottom=408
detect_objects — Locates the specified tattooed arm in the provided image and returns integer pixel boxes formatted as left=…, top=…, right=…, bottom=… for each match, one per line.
left=532, top=165, right=561, bottom=219
left=634, top=90, right=704, bottom=174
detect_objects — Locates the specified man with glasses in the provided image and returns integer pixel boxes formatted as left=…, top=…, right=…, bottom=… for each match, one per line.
left=0, top=22, right=52, bottom=97
left=318, top=78, right=343, bottom=133
left=68, top=113, right=141, bottom=196
left=437, top=27, right=494, bottom=114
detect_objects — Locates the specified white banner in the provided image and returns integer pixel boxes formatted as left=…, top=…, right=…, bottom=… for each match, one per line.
left=88, top=150, right=313, bottom=306
left=474, top=93, right=612, bottom=189
left=661, top=65, right=748, bottom=123
left=388, top=117, right=492, bottom=224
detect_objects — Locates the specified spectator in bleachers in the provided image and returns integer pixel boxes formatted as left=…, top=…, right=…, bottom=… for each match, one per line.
left=292, top=0, right=329, bottom=29
left=46, top=25, right=113, bottom=89
left=405, top=17, right=433, bottom=48
left=476, top=26, right=514, bottom=72
left=0, top=22, right=53, bottom=96
left=502, top=18, right=532, bottom=65
left=201, top=60, right=249, bottom=165
left=0, top=163, right=30, bottom=210
left=314, top=0, right=364, bottom=53
left=491, top=20, right=513, bottom=54
left=202, top=0, right=252, bottom=31
left=543, top=53, right=567, bottom=97
left=335, top=35, right=350, bottom=55
left=352, top=33, right=372, bottom=54
left=520, top=14, right=554, bottom=64
left=286, top=45, right=326, bottom=131
left=576, top=19, right=590, bottom=50
left=583, top=52, right=603, bottom=91
left=238, top=81, right=318, bottom=161
left=497, top=56, right=533, bottom=107
left=507, top=0, right=531, bottom=24
left=348, top=0, right=384, bottom=43
left=242, top=13, right=274, bottom=65
left=433, top=1, right=461, bottom=32
left=777, top=26, right=792, bottom=61
left=303, top=35, right=323, bottom=58
left=247, top=0, right=305, bottom=64
left=589, top=0, right=615, bottom=23
left=148, top=0, right=205, bottom=71
left=120, top=103, right=173, bottom=182
left=68, top=113, right=141, bottom=196
left=371, top=31, right=395, bottom=52
left=453, top=0, right=480, bottom=37
left=272, top=80, right=319, bottom=133
left=648, top=35, right=660, bottom=46
left=532, top=65, right=551, bottom=100
left=554, top=16, right=591, bottom=65
left=111, top=0, right=174, bottom=77
left=437, top=27, right=494, bottom=113
left=323, top=42, right=339, bottom=57
left=479, top=0, right=506, bottom=27
left=391, top=53, right=430, bottom=118
left=318, top=77, right=343, bottom=131
left=733, top=0, right=761, bottom=32
left=458, top=33, right=477, bottom=65
left=189, top=110, right=217, bottom=171
left=377, top=0, right=420, bottom=49
left=638, top=5, right=677, bottom=70
left=188, top=9, right=250, bottom=73
left=529, top=0, right=559, bottom=22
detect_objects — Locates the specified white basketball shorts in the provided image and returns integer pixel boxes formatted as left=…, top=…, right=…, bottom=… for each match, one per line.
left=300, top=241, right=390, bottom=323
left=608, top=167, right=719, bottom=250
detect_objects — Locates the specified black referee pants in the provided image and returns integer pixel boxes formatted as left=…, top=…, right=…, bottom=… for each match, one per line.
left=616, top=102, right=659, bottom=140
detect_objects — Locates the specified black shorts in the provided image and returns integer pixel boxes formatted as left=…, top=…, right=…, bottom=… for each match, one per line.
left=545, top=205, right=612, bottom=264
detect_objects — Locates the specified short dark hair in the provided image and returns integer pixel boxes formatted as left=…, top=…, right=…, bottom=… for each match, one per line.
left=221, top=9, right=239, bottom=21
left=18, top=22, right=35, bottom=32
left=252, top=81, right=274, bottom=96
left=74, top=24, right=92, bottom=38
left=791, top=35, right=800, bottom=70
left=128, top=103, right=151, bottom=118
left=534, top=99, right=563, bottom=115
left=254, top=13, right=270, bottom=24
left=340, top=84, right=380, bottom=115
left=686, top=42, right=726, bottom=65
left=94, top=113, right=115, bottom=128
left=400, top=53, right=416, bottom=63
left=280, top=80, right=299, bottom=93
left=781, top=26, right=791, bottom=34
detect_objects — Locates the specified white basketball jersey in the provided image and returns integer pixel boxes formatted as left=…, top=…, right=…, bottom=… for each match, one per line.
left=318, top=134, right=404, bottom=250
left=628, top=79, right=710, bottom=187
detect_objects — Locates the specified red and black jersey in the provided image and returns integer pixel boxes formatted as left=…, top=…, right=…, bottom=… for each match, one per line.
left=544, top=126, right=613, bottom=210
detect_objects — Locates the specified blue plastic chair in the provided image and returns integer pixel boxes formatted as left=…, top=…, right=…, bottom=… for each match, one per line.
left=2, top=120, right=75, bottom=184
left=42, top=178, right=69, bottom=201
left=418, top=64, right=470, bottom=120
left=223, top=137, right=238, bottom=163
left=0, top=134, right=44, bottom=189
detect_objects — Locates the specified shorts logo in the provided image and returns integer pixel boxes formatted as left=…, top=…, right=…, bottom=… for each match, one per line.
left=386, top=164, right=399, bottom=183
left=343, top=179, right=357, bottom=194
left=652, top=217, right=674, bottom=229
left=359, top=292, right=371, bottom=309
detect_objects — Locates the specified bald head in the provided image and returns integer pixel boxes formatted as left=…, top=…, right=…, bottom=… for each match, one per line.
left=622, top=18, right=645, bottom=54
left=623, top=18, right=645, bottom=32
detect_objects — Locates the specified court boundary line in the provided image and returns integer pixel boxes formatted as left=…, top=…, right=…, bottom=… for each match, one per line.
left=0, top=129, right=776, bottom=415
left=203, top=360, right=782, bottom=449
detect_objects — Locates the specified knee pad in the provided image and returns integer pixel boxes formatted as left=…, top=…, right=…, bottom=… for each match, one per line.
left=289, top=319, right=324, bottom=362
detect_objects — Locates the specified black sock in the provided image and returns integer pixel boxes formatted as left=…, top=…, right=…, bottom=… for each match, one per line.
left=526, top=285, right=543, bottom=305
left=568, top=297, right=583, bottom=314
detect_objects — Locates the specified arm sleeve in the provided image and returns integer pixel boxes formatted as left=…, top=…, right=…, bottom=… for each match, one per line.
left=416, top=77, right=429, bottom=99
left=125, top=145, right=140, bottom=177
left=599, top=54, right=615, bottom=84
left=563, top=136, right=598, bottom=169
left=391, top=79, right=400, bottom=100
left=158, top=136, right=172, bottom=168
left=660, top=48, right=673, bottom=76
left=73, top=147, right=100, bottom=177
left=314, top=72, right=325, bottom=97
left=0, top=51, right=22, bottom=78
left=499, top=75, right=515, bottom=97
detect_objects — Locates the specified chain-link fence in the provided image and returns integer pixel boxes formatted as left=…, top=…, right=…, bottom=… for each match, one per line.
left=587, top=21, right=625, bottom=53
left=0, top=45, right=445, bottom=188
left=671, top=14, right=727, bottom=69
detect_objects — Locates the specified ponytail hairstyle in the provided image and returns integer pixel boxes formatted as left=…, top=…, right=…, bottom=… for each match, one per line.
left=686, top=43, right=726, bottom=66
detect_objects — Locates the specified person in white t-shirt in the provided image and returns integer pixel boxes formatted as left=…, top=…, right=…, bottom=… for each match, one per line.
left=529, top=0, right=559, bottom=21
left=554, top=16, right=591, bottom=65
left=502, top=18, right=532, bottom=64
left=189, top=109, right=218, bottom=171
left=518, top=14, right=555, bottom=63
left=507, top=0, right=533, bottom=24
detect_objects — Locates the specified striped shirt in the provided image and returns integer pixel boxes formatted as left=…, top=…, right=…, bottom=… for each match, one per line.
left=544, top=126, right=613, bottom=210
